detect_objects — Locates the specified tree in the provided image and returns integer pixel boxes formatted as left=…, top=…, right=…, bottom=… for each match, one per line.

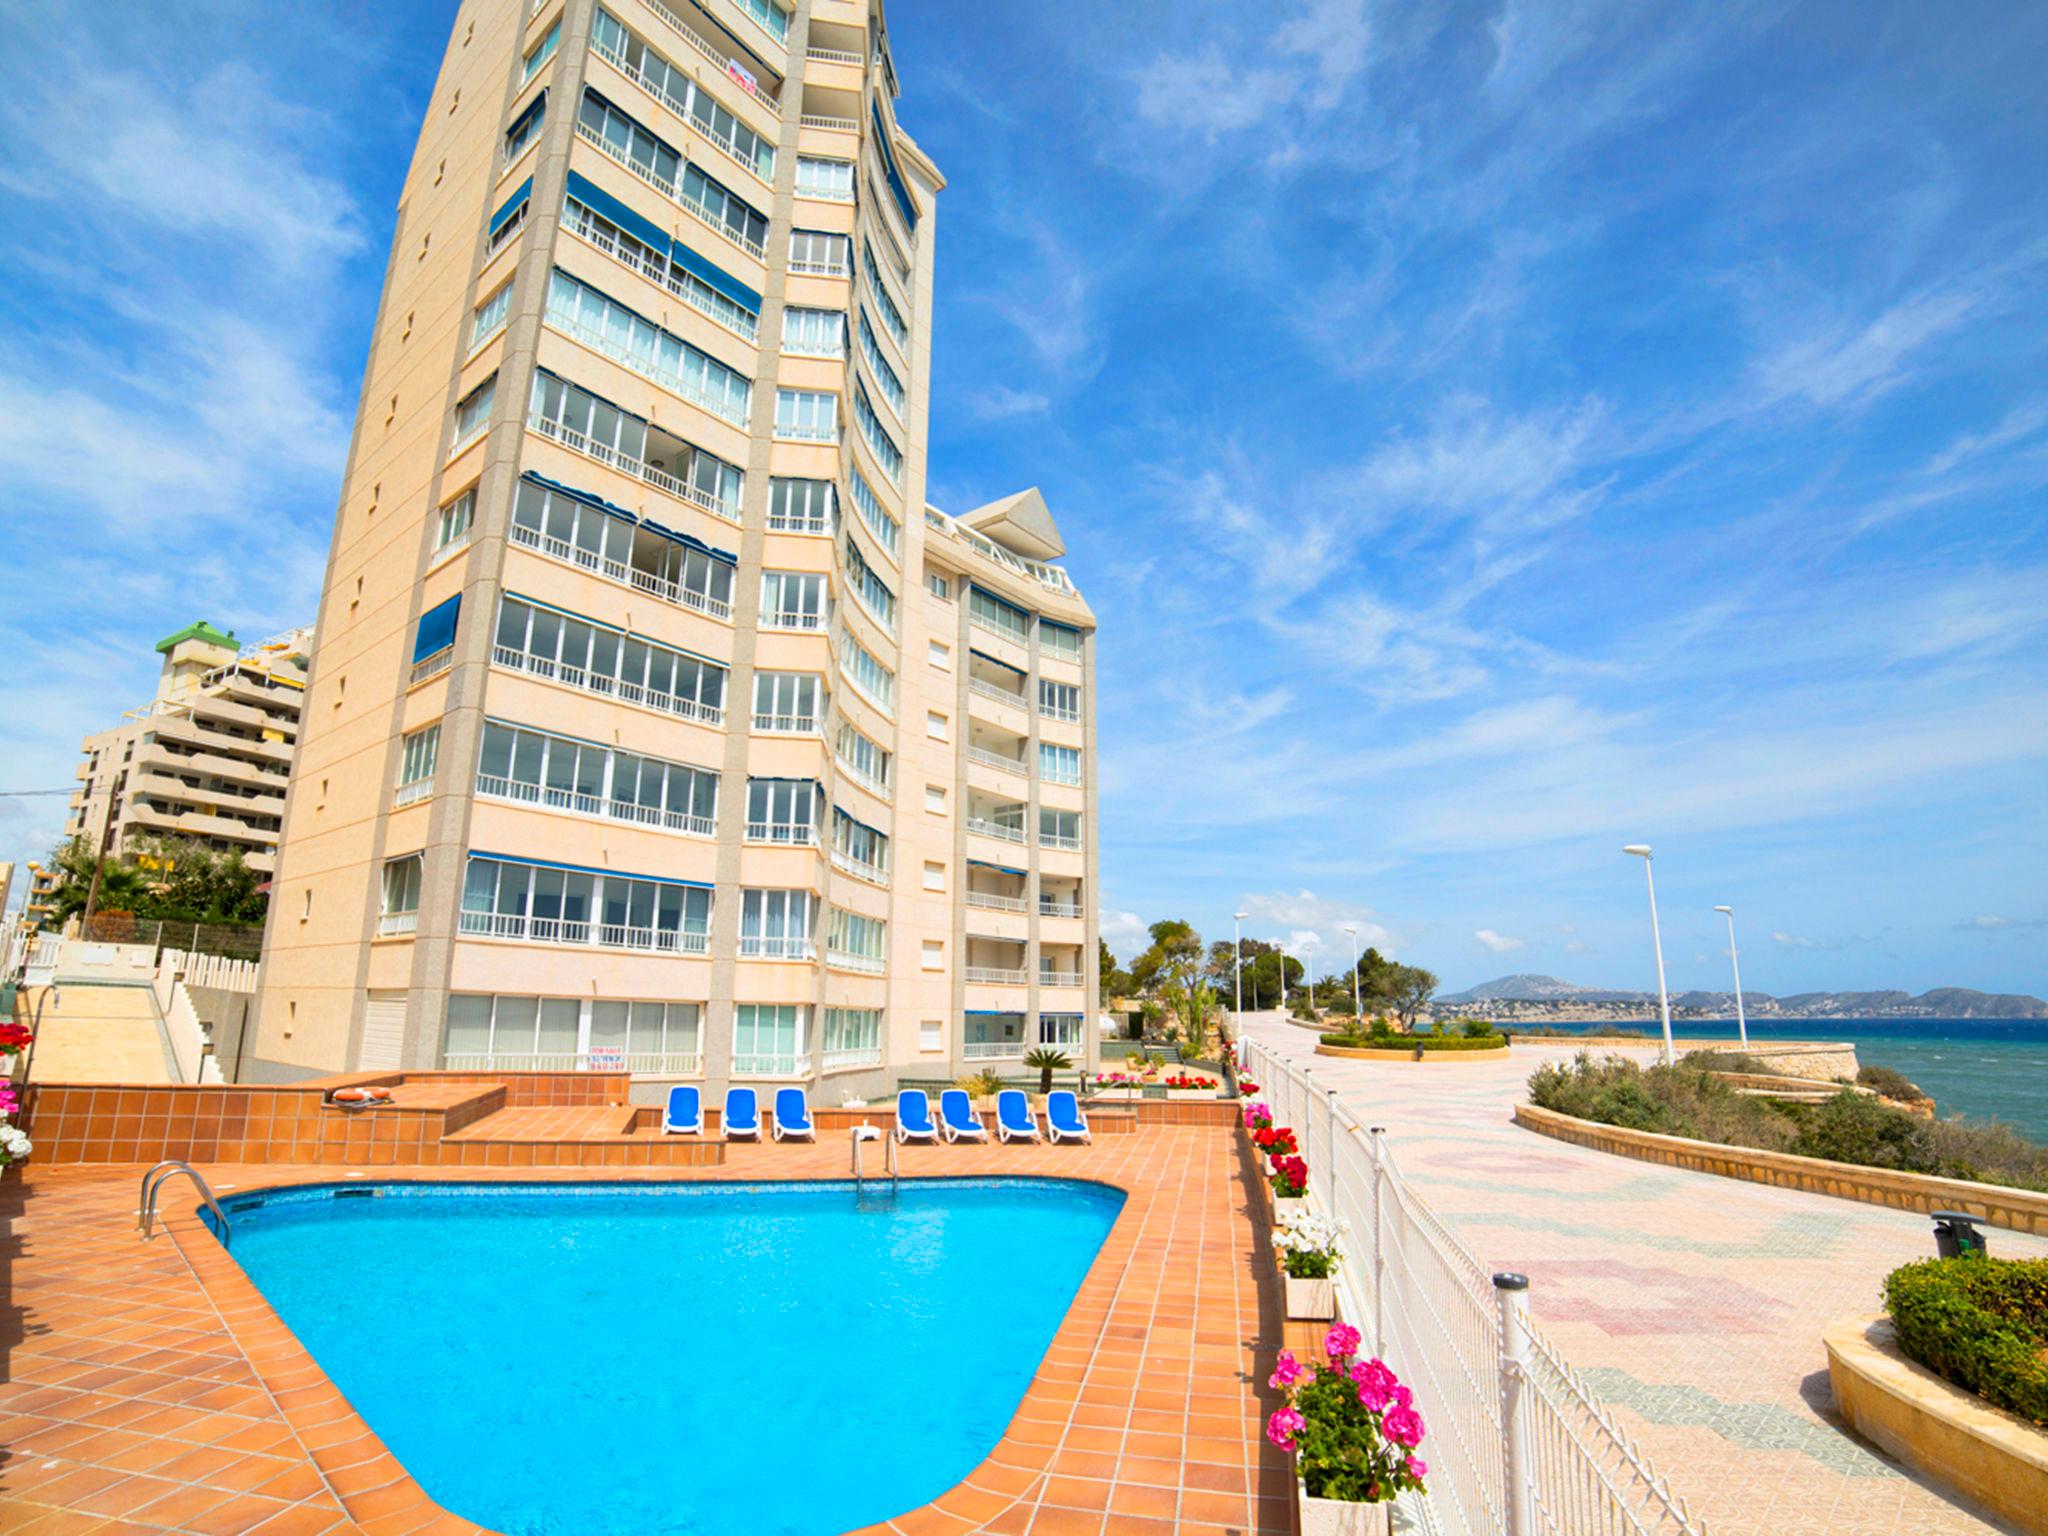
left=42, top=834, right=269, bottom=929
left=1385, top=964, right=1439, bottom=1031
left=1099, top=939, right=1133, bottom=1001
left=1023, top=1047, right=1071, bottom=1095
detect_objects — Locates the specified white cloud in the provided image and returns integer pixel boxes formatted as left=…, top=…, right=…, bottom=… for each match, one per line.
left=1099, top=907, right=1150, bottom=959
left=1957, top=914, right=2046, bottom=932
left=1238, top=890, right=1398, bottom=958
left=966, top=385, right=1052, bottom=421
left=1921, top=399, right=2048, bottom=477
left=1475, top=929, right=1525, bottom=953
left=1563, top=940, right=1591, bottom=955
left=1752, top=289, right=1978, bottom=411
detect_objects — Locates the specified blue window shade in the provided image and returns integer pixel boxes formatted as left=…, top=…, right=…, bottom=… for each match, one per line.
left=669, top=235, right=762, bottom=316
left=489, top=178, right=532, bottom=235
left=869, top=104, right=918, bottom=230
left=469, top=851, right=712, bottom=889
left=564, top=171, right=670, bottom=257
left=413, top=595, right=461, bottom=662
left=967, top=859, right=1027, bottom=877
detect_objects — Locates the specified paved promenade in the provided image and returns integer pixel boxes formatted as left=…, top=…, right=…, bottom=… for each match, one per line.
left=1241, top=1016, right=2044, bottom=1536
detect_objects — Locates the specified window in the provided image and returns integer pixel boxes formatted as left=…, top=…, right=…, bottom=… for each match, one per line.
left=486, top=195, right=528, bottom=257
left=512, top=475, right=737, bottom=612
left=858, top=312, right=904, bottom=413
left=544, top=269, right=752, bottom=427
left=1038, top=679, right=1080, bottom=722
left=752, top=672, right=822, bottom=733
left=680, top=162, right=768, bottom=253
left=919, top=1019, right=942, bottom=1053
left=740, top=889, right=815, bottom=959
left=745, top=777, right=819, bottom=842
left=1039, top=808, right=1082, bottom=850
left=564, top=191, right=758, bottom=340
left=730, top=0, right=791, bottom=42
left=443, top=994, right=590, bottom=1066
left=732, top=1003, right=806, bottom=1076
left=854, top=383, right=901, bottom=481
left=1041, top=1012, right=1085, bottom=1048
left=590, top=12, right=774, bottom=177
left=827, top=912, right=886, bottom=974
left=477, top=720, right=718, bottom=834
left=434, top=488, right=476, bottom=551
left=760, top=571, right=827, bottom=630
left=1039, top=744, right=1082, bottom=786
left=396, top=726, right=440, bottom=806
left=924, top=784, right=946, bottom=813
left=928, top=640, right=949, bottom=669
left=775, top=388, right=838, bottom=442
left=848, top=467, right=900, bottom=557
left=461, top=855, right=710, bottom=951
left=494, top=595, right=727, bottom=723
left=526, top=375, right=744, bottom=519
left=838, top=630, right=894, bottom=711
left=1041, top=620, right=1082, bottom=660
left=922, top=861, right=944, bottom=892
left=504, top=94, right=546, bottom=163
left=863, top=248, right=908, bottom=345
left=835, top=722, right=891, bottom=792
left=921, top=940, right=944, bottom=971
left=472, top=282, right=513, bottom=349
left=925, top=710, right=947, bottom=741
left=969, top=587, right=1029, bottom=641
left=769, top=477, right=835, bottom=534
left=831, top=807, right=889, bottom=879
left=796, top=155, right=855, bottom=200
left=379, top=855, right=422, bottom=934
left=823, top=1007, right=882, bottom=1068
left=578, top=89, right=681, bottom=191
left=926, top=571, right=950, bottom=601
left=585, top=998, right=700, bottom=1069
left=521, top=19, right=559, bottom=80
left=782, top=306, right=847, bottom=357
left=789, top=228, right=850, bottom=276
left=845, top=535, right=896, bottom=633
left=453, top=374, right=496, bottom=450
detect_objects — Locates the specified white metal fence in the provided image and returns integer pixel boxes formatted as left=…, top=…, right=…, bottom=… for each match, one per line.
left=1242, top=1038, right=1706, bottom=1536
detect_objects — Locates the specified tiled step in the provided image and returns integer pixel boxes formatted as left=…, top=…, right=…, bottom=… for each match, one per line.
left=444, top=1104, right=639, bottom=1141
left=23, top=982, right=178, bottom=1084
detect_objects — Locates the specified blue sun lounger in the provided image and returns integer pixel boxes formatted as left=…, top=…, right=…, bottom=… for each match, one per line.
left=1046, top=1090, right=1091, bottom=1144
left=939, top=1088, right=988, bottom=1143
left=772, top=1086, right=815, bottom=1141
left=995, top=1089, right=1041, bottom=1143
left=663, top=1084, right=702, bottom=1135
left=896, top=1088, right=938, bottom=1144
left=723, top=1086, right=761, bottom=1140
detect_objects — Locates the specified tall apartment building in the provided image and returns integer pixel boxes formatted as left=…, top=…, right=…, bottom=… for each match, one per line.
left=61, top=623, right=311, bottom=879
left=249, top=0, right=1099, bottom=1092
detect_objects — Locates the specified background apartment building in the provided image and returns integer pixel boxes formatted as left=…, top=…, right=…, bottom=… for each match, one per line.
left=249, top=0, right=1099, bottom=1095
left=61, top=622, right=311, bottom=881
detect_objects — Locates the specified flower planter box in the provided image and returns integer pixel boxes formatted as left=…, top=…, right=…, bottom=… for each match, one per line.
left=1283, top=1271, right=1337, bottom=1321
left=1298, top=1483, right=1394, bottom=1536
left=1262, top=1180, right=1310, bottom=1223
left=1167, top=1087, right=1220, bottom=1099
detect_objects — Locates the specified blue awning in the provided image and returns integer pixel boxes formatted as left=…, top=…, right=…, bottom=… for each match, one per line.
left=668, top=235, right=763, bottom=316
left=521, top=470, right=737, bottom=564
left=468, top=850, right=712, bottom=889
left=489, top=178, right=532, bottom=236
left=968, top=648, right=1026, bottom=675
left=967, top=859, right=1027, bottom=876
left=413, top=595, right=460, bottom=662
left=870, top=103, right=918, bottom=229
left=564, top=170, right=672, bottom=260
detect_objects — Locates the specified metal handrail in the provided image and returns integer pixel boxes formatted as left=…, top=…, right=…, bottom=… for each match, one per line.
left=850, top=1121, right=899, bottom=1193
left=138, top=1160, right=231, bottom=1248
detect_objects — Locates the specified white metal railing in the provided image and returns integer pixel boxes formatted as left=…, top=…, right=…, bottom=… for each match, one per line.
left=600, top=922, right=711, bottom=953
left=509, top=520, right=734, bottom=620
left=1039, top=831, right=1082, bottom=852
left=377, top=912, right=419, bottom=937
left=448, top=418, right=491, bottom=460
left=760, top=609, right=826, bottom=630
left=796, top=181, right=855, bottom=203
left=829, top=848, right=886, bottom=884
left=1039, top=899, right=1082, bottom=919
left=443, top=1050, right=703, bottom=1075
left=566, top=208, right=759, bottom=341
left=1039, top=970, right=1083, bottom=988
left=644, top=0, right=778, bottom=111
left=745, top=821, right=816, bottom=845
left=393, top=778, right=433, bottom=808
left=162, top=948, right=259, bottom=993
left=751, top=712, right=819, bottom=734
left=800, top=113, right=857, bottom=132
left=593, top=36, right=769, bottom=186
left=458, top=909, right=710, bottom=955
left=733, top=1052, right=811, bottom=1077
left=774, top=420, right=839, bottom=443
left=546, top=299, right=752, bottom=427
left=1040, top=700, right=1081, bottom=724
left=739, top=935, right=816, bottom=960
left=768, top=509, right=831, bottom=534
left=476, top=773, right=715, bottom=838
left=968, top=745, right=1026, bottom=775
left=1241, top=1038, right=1707, bottom=1536
left=963, top=1040, right=1022, bottom=1059
left=823, top=1045, right=882, bottom=1070
left=492, top=643, right=725, bottom=728
left=526, top=410, right=741, bottom=523
left=965, top=966, right=1027, bottom=985
left=966, top=890, right=1027, bottom=914
left=1041, top=766, right=1083, bottom=787
left=966, top=816, right=1025, bottom=844
left=835, top=760, right=889, bottom=799
left=805, top=45, right=861, bottom=64
left=410, top=647, right=454, bottom=686
left=827, top=951, right=886, bottom=975
left=787, top=256, right=850, bottom=278
left=970, top=612, right=1029, bottom=645
left=968, top=677, right=1027, bottom=709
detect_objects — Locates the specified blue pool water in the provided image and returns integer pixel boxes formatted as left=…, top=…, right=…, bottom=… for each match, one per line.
left=212, top=1178, right=1123, bottom=1536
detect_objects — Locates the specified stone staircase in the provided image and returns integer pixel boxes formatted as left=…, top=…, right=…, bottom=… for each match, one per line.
left=24, top=983, right=179, bottom=1083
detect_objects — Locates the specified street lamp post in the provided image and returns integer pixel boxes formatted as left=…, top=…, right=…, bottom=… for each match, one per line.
left=1343, top=924, right=1362, bottom=1024
left=1623, top=846, right=1675, bottom=1065
left=1714, top=905, right=1748, bottom=1051
left=1233, top=910, right=1248, bottom=1020
left=1277, top=939, right=1291, bottom=1019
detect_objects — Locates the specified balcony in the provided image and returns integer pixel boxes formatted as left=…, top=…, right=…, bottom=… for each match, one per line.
left=527, top=411, right=741, bottom=524
left=509, top=508, right=734, bottom=621
left=458, top=910, right=712, bottom=954
left=732, top=1051, right=811, bottom=1078
left=573, top=119, right=767, bottom=262
left=394, top=778, right=434, bottom=809
left=751, top=710, right=819, bottom=734
left=964, top=966, right=1028, bottom=986
left=409, top=647, right=454, bottom=686
left=377, top=913, right=419, bottom=938
left=491, top=645, right=725, bottom=728
left=1039, top=898, right=1083, bottom=919
left=826, top=949, right=885, bottom=975
left=967, top=743, right=1027, bottom=777
left=822, top=1044, right=881, bottom=1069
left=1039, top=970, right=1084, bottom=988
left=739, top=935, right=816, bottom=960
left=477, top=773, right=716, bottom=838
left=443, top=1050, right=702, bottom=1075
left=966, top=816, right=1025, bottom=844
left=966, top=890, right=1027, bottom=914
left=829, top=848, right=886, bottom=885
left=564, top=204, right=758, bottom=342
left=962, top=1040, right=1023, bottom=1060
left=745, top=821, right=816, bottom=846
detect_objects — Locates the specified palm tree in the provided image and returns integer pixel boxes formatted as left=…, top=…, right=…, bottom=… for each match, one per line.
left=1023, top=1047, right=1071, bottom=1096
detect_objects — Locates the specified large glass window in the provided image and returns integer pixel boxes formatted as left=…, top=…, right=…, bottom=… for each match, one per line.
left=434, top=488, right=476, bottom=552
left=848, top=468, right=899, bottom=557
left=379, top=855, right=422, bottom=935
left=858, top=312, right=904, bottom=414
left=862, top=246, right=908, bottom=345
left=796, top=156, right=855, bottom=200
left=838, top=630, right=894, bottom=712
left=826, top=912, right=886, bottom=972
left=732, top=1003, right=806, bottom=1076
left=831, top=807, right=888, bottom=879
left=454, top=374, right=496, bottom=447
left=443, top=994, right=595, bottom=1065
left=586, top=999, right=701, bottom=1068
left=590, top=11, right=774, bottom=177
left=512, top=475, right=737, bottom=610
left=745, top=777, right=819, bottom=842
left=752, top=672, right=822, bottom=733
left=853, top=383, right=901, bottom=481
left=834, top=722, right=891, bottom=793
left=504, top=94, right=546, bottom=164
left=477, top=719, right=717, bottom=834
left=396, top=726, right=440, bottom=806
left=1039, top=808, right=1082, bottom=850
left=577, top=89, right=681, bottom=192
left=494, top=595, right=727, bottom=723
left=844, top=534, right=896, bottom=634
left=740, top=889, right=815, bottom=959
left=564, top=192, right=757, bottom=340
left=969, top=586, right=1030, bottom=641
left=1039, top=743, right=1082, bottom=786
left=679, top=162, right=768, bottom=253
left=760, top=571, right=827, bottom=630
left=544, top=268, right=752, bottom=426
left=1041, top=620, right=1082, bottom=660
left=522, top=19, right=560, bottom=80
left=1038, top=679, right=1080, bottom=722
left=775, top=388, right=839, bottom=442
left=472, top=282, right=513, bottom=349
left=789, top=229, right=850, bottom=276
left=822, top=1006, right=881, bottom=1068
left=782, top=306, right=847, bottom=357
left=769, top=477, right=835, bottom=534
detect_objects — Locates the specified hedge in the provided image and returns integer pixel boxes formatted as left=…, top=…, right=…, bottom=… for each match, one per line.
left=1883, top=1256, right=2048, bottom=1425
left=1319, top=1033, right=1509, bottom=1052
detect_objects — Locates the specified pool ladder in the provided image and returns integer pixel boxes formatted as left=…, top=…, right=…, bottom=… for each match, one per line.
left=138, top=1160, right=232, bottom=1248
left=849, top=1123, right=897, bottom=1194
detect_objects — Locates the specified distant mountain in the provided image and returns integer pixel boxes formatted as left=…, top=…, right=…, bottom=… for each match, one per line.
left=1440, top=976, right=2048, bottom=1019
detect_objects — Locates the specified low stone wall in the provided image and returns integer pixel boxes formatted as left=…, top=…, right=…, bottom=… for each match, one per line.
left=1740, top=1041, right=1860, bottom=1082
left=1825, top=1313, right=2048, bottom=1535
left=1515, top=1102, right=2048, bottom=1236
left=1316, top=1041, right=1509, bottom=1064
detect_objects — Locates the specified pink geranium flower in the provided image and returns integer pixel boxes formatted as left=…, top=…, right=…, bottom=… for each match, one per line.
left=1404, top=1457, right=1428, bottom=1480
left=1384, top=1405, right=1426, bottom=1449
left=1268, top=1350, right=1303, bottom=1390
left=1323, top=1322, right=1361, bottom=1364
left=1266, top=1407, right=1306, bottom=1450
left=1350, top=1361, right=1391, bottom=1412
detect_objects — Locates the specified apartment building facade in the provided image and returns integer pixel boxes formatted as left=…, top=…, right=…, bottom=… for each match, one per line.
left=61, top=623, right=310, bottom=880
left=249, top=0, right=1100, bottom=1093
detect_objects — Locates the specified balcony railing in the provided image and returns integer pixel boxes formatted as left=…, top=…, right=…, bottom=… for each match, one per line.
left=394, top=779, right=434, bottom=809
left=1039, top=899, right=1083, bottom=919
left=968, top=677, right=1027, bottom=709
left=573, top=119, right=767, bottom=263
left=377, top=912, right=419, bottom=937
left=643, top=0, right=780, bottom=109
left=966, top=890, right=1027, bottom=914
left=527, top=411, right=740, bottom=523
left=835, top=760, right=889, bottom=800
left=410, top=647, right=454, bottom=687
left=965, top=966, right=1028, bottom=985
left=773, top=419, right=839, bottom=443
left=760, top=609, right=826, bottom=631
left=492, top=644, right=725, bottom=728
left=739, top=935, right=816, bottom=960
left=443, top=1050, right=703, bottom=1074
left=767, top=508, right=831, bottom=534
left=593, top=36, right=770, bottom=186
left=510, top=521, right=733, bottom=621
left=564, top=209, right=759, bottom=342
left=967, top=745, right=1026, bottom=776
left=460, top=909, right=712, bottom=954
left=1039, top=970, right=1084, bottom=988
left=477, top=773, right=716, bottom=838
left=799, top=113, right=857, bottom=132
left=822, top=1045, right=882, bottom=1070
left=546, top=298, right=753, bottom=426
left=963, top=1040, right=1022, bottom=1060
left=966, top=816, right=1025, bottom=844
left=745, top=821, right=817, bottom=845
left=1040, top=831, right=1083, bottom=852
left=732, top=1052, right=811, bottom=1077
left=787, top=255, right=850, bottom=278
left=751, top=712, right=819, bottom=734
left=1039, top=1025, right=1086, bottom=1050
left=448, top=417, right=491, bottom=460
left=829, top=848, right=886, bottom=884
left=804, top=45, right=861, bottom=64
left=1039, top=699, right=1082, bottom=724
left=826, top=949, right=886, bottom=974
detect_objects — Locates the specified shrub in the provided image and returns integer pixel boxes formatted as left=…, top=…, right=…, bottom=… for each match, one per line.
left=1921, top=1117, right=2048, bottom=1193
left=1459, top=1017, right=1496, bottom=1039
left=1884, top=1256, right=2048, bottom=1425
left=1857, top=1063, right=1929, bottom=1103
left=1324, top=1033, right=1506, bottom=1052
left=1793, top=1090, right=1938, bottom=1173
left=1681, top=1050, right=1769, bottom=1074
left=1275, top=1210, right=1344, bottom=1279
left=1527, top=1053, right=1799, bottom=1151
left=953, top=1069, right=1005, bottom=1099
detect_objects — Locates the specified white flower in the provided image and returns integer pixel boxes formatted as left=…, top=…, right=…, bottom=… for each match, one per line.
left=1, top=1125, right=31, bottom=1155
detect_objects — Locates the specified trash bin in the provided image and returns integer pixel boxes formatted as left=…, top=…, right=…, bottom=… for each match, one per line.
left=1931, top=1210, right=1988, bottom=1259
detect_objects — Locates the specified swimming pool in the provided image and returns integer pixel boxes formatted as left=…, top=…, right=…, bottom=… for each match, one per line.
left=210, top=1177, right=1124, bottom=1536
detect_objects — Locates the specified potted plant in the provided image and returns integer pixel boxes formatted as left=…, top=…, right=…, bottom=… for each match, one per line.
left=0, top=1077, right=31, bottom=1174
left=1023, top=1047, right=1071, bottom=1096
left=1252, top=1124, right=1298, bottom=1161
left=1268, top=1325, right=1430, bottom=1534
left=1269, top=1152, right=1310, bottom=1219
left=1164, top=1072, right=1219, bottom=1098
left=1276, top=1209, right=1344, bottom=1320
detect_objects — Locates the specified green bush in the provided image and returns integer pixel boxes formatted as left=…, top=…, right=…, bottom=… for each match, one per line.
left=1884, top=1256, right=2048, bottom=1425
left=1681, top=1049, right=1769, bottom=1074
left=1527, top=1053, right=1799, bottom=1151
left=1459, top=1017, right=1496, bottom=1039
left=1323, top=1032, right=1506, bottom=1052
left=1857, top=1063, right=1929, bottom=1103
left=1793, top=1090, right=1938, bottom=1173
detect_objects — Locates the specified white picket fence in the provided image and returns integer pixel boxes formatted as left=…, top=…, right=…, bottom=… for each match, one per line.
left=162, top=948, right=259, bottom=993
left=1242, top=1038, right=1707, bottom=1536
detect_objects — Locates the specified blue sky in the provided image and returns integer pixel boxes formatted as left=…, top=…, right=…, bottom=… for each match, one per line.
left=1, top=1, right=2043, bottom=997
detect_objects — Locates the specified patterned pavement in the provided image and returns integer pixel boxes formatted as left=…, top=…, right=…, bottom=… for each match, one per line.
left=1241, top=1018, right=2045, bottom=1536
